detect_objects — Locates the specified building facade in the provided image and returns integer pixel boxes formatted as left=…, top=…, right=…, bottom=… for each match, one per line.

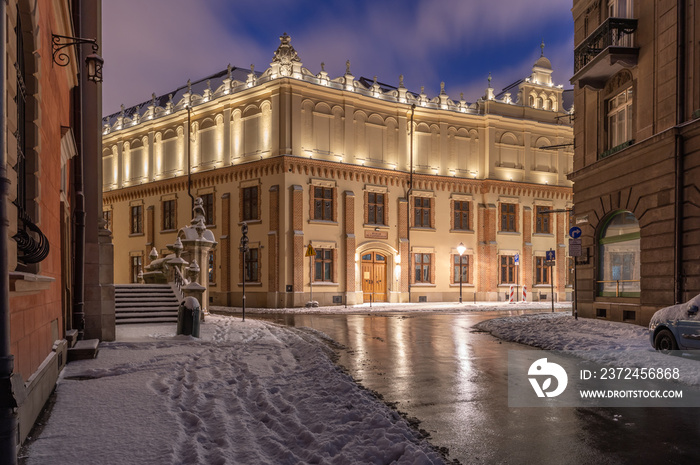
left=570, top=0, right=700, bottom=325
left=103, top=34, right=573, bottom=308
left=2, top=0, right=109, bottom=457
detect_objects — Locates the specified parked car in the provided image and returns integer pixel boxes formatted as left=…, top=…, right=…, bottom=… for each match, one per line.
left=649, top=296, right=700, bottom=351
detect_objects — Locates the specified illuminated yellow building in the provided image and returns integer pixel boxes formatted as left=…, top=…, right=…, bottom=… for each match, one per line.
left=102, top=34, right=573, bottom=307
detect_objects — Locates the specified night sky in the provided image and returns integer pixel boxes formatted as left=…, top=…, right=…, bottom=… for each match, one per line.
left=102, top=0, right=574, bottom=115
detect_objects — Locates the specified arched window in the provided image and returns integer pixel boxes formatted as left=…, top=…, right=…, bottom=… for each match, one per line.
left=598, top=211, right=640, bottom=297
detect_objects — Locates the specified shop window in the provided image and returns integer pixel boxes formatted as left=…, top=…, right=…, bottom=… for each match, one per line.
left=598, top=211, right=640, bottom=297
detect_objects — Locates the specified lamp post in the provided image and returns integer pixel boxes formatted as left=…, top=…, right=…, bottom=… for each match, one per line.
left=457, top=242, right=466, bottom=303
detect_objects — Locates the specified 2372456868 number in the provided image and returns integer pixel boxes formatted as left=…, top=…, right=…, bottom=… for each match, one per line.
left=599, top=367, right=680, bottom=380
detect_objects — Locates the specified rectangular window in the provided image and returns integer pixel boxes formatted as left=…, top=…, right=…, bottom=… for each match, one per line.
left=243, top=248, right=259, bottom=282
left=453, top=254, right=469, bottom=284
left=500, top=255, right=516, bottom=284
left=102, top=210, right=112, bottom=231
left=243, top=186, right=259, bottom=221
left=414, top=197, right=431, bottom=228
left=535, top=206, right=550, bottom=234
left=130, top=255, right=142, bottom=283
left=130, top=205, right=143, bottom=234
left=414, top=253, right=431, bottom=283
left=314, top=186, right=333, bottom=221
left=454, top=201, right=470, bottom=230
left=367, top=193, right=385, bottom=225
left=201, top=193, right=214, bottom=225
left=535, top=257, right=550, bottom=284
left=162, top=199, right=176, bottom=230
left=608, top=87, right=633, bottom=149
left=314, top=248, right=334, bottom=282
left=500, top=203, right=516, bottom=232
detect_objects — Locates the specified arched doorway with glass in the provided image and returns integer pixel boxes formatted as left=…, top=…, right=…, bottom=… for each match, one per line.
left=597, top=210, right=641, bottom=297
left=361, top=251, right=388, bottom=303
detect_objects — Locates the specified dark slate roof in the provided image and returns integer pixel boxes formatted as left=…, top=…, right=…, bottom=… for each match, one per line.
left=103, top=66, right=259, bottom=123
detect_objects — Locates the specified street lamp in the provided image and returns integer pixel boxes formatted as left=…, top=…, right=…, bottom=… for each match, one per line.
left=51, top=34, right=104, bottom=82
left=457, top=242, right=466, bottom=303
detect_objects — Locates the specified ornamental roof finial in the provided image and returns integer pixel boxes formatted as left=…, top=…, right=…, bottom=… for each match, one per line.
left=541, top=38, right=545, bottom=57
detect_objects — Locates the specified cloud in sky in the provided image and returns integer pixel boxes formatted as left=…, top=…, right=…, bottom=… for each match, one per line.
left=102, top=0, right=574, bottom=115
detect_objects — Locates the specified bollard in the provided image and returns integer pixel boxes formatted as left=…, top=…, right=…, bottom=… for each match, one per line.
left=177, top=296, right=201, bottom=337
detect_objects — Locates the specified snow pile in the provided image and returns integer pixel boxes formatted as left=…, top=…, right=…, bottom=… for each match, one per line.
left=649, top=294, right=700, bottom=328
left=475, top=312, right=650, bottom=351
left=476, top=312, right=700, bottom=386
left=25, top=316, right=444, bottom=465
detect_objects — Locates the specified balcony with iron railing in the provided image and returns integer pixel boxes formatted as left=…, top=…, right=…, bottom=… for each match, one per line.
left=571, top=17, right=639, bottom=89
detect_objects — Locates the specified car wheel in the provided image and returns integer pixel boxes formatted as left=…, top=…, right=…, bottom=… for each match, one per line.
left=654, top=329, right=678, bottom=353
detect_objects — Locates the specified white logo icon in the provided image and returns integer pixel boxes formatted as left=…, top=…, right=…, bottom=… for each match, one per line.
left=528, top=358, right=568, bottom=398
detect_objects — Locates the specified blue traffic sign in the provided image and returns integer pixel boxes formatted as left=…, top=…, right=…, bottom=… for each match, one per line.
left=546, top=250, right=556, bottom=261
left=514, top=253, right=520, bottom=265
left=569, top=226, right=582, bottom=239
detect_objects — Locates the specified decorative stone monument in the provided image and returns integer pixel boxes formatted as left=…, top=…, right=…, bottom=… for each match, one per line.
left=178, top=198, right=217, bottom=313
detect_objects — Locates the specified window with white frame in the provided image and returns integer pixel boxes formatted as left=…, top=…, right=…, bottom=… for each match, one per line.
left=608, top=87, right=633, bottom=149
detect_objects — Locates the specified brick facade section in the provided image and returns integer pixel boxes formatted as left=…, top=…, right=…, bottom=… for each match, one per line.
left=292, top=185, right=304, bottom=291
left=344, top=191, right=356, bottom=293
left=221, top=193, right=230, bottom=293
left=268, top=186, right=279, bottom=292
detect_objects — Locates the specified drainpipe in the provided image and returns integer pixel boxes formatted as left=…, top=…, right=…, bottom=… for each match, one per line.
left=674, top=0, right=686, bottom=304
left=407, top=104, right=415, bottom=303
left=0, top=0, right=19, bottom=461
left=72, top=1, right=85, bottom=340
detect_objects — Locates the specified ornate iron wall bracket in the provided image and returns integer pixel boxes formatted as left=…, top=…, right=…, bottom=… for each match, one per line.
left=51, top=34, right=104, bottom=82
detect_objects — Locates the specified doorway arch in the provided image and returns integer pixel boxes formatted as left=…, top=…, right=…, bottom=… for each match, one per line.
left=361, top=251, right=387, bottom=303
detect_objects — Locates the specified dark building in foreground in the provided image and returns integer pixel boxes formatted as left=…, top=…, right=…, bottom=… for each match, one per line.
left=570, top=0, right=700, bottom=324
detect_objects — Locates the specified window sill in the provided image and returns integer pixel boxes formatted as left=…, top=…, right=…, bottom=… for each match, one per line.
left=532, top=233, right=554, bottom=238
left=129, top=232, right=144, bottom=237
left=410, top=227, right=436, bottom=232
left=450, top=229, right=474, bottom=234
left=411, top=283, right=436, bottom=287
left=160, top=229, right=177, bottom=234
left=449, top=283, right=474, bottom=287
left=236, top=282, right=262, bottom=287
left=309, top=219, right=338, bottom=226
left=311, top=282, right=339, bottom=286
left=239, top=220, right=262, bottom=226
left=9, top=272, right=55, bottom=296
left=497, top=231, right=520, bottom=236
left=363, top=223, right=389, bottom=229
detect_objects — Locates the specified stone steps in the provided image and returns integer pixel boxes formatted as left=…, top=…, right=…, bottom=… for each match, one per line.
left=115, top=284, right=180, bottom=324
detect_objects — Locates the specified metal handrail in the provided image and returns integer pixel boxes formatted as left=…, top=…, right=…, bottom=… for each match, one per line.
left=574, top=17, right=638, bottom=74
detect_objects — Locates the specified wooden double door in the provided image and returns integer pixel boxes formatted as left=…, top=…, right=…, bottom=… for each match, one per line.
left=361, top=252, right=387, bottom=303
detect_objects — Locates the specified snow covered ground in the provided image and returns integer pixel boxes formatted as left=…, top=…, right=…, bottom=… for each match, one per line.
left=23, top=301, right=698, bottom=464
left=476, top=311, right=700, bottom=386
left=23, top=315, right=445, bottom=465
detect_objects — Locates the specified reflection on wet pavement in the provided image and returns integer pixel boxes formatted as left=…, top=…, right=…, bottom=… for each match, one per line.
left=248, top=311, right=700, bottom=464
